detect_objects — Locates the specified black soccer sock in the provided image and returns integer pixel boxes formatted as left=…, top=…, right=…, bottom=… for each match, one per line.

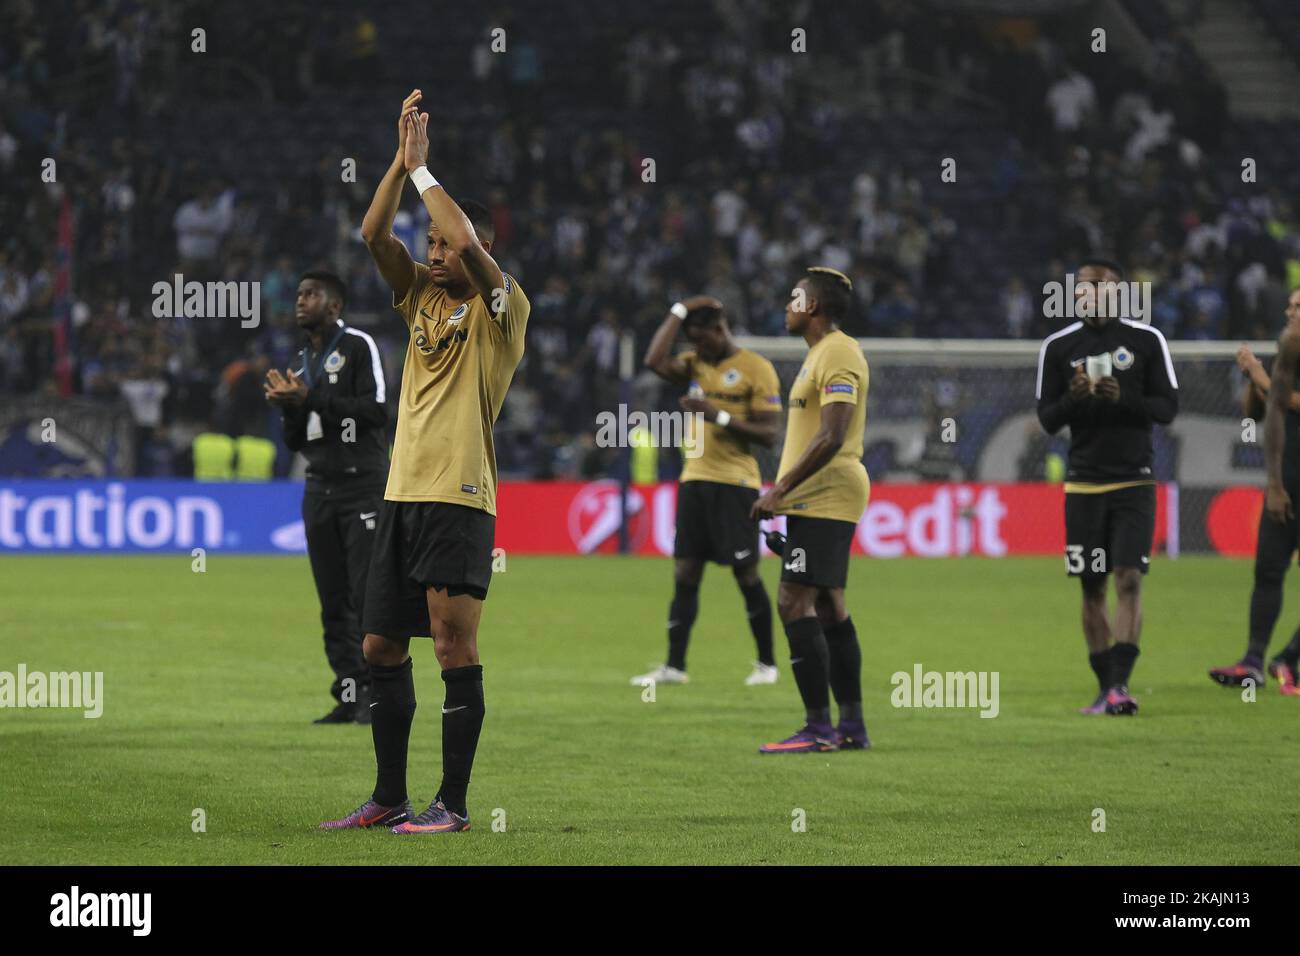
left=739, top=579, right=775, bottom=666
left=784, top=617, right=831, bottom=725
left=1247, top=569, right=1284, bottom=661
left=1281, top=626, right=1300, bottom=669
left=823, top=616, right=862, bottom=717
left=1108, top=642, right=1140, bottom=689
left=1088, top=648, right=1113, bottom=694
left=666, top=580, right=700, bottom=671
left=369, top=658, right=416, bottom=808
left=435, top=664, right=485, bottom=819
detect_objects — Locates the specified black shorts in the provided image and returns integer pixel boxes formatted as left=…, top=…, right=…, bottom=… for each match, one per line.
left=1254, top=489, right=1300, bottom=575
left=1063, top=484, right=1155, bottom=578
left=361, top=500, right=496, bottom=638
left=779, top=515, right=857, bottom=590
left=673, top=480, right=760, bottom=566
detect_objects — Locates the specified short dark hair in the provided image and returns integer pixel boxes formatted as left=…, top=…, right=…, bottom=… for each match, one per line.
left=1077, top=256, right=1125, bottom=281
left=456, top=198, right=495, bottom=244
left=684, top=305, right=724, bottom=330
left=804, top=266, right=853, bottom=320
left=299, top=269, right=347, bottom=308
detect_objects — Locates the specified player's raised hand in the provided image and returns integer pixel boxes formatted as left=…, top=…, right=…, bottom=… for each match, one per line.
left=396, top=89, right=422, bottom=156
left=1266, top=483, right=1294, bottom=524
left=1236, top=343, right=1259, bottom=374
left=282, top=369, right=308, bottom=404
left=403, top=110, right=430, bottom=173
left=1094, top=376, right=1121, bottom=403
left=264, top=368, right=288, bottom=403
left=1068, top=364, right=1091, bottom=401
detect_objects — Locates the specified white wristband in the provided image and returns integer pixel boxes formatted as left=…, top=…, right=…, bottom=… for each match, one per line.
left=409, top=166, right=439, bottom=195
left=670, top=302, right=689, bottom=320
left=714, top=410, right=731, bottom=428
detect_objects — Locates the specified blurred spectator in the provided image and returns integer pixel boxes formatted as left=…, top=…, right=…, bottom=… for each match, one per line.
left=173, top=183, right=234, bottom=276
left=1002, top=276, right=1034, bottom=338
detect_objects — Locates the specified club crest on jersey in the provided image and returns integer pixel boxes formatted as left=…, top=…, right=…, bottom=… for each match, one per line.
left=323, top=350, right=345, bottom=373
left=447, top=304, right=468, bottom=326
left=1112, top=346, right=1134, bottom=371
left=721, top=368, right=742, bottom=387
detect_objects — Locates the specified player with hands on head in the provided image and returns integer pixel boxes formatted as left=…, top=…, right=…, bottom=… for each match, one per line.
left=631, top=294, right=784, bottom=688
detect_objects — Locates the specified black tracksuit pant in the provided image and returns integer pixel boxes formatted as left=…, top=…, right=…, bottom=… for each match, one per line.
left=1250, top=478, right=1300, bottom=657
left=302, top=479, right=385, bottom=702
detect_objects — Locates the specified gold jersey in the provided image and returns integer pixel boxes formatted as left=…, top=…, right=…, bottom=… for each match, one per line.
left=385, top=263, right=529, bottom=514
left=777, top=329, right=870, bottom=523
left=679, top=348, right=783, bottom=489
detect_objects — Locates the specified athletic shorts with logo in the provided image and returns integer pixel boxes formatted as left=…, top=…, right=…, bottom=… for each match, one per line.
left=1063, top=484, right=1155, bottom=578
left=673, top=480, right=760, bottom=566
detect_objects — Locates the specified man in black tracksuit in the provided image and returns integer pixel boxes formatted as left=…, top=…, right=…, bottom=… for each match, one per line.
left=1035, top=258, right=1179, bottom=717
left=265, top=270, right=390, bottom=724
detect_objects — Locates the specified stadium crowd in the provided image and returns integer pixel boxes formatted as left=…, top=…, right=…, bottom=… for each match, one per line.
left=1, top=0, right=1296, bottom=478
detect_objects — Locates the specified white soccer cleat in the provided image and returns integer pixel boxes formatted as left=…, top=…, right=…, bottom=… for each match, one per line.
left=630, top=664, right=689, bottom=686
left=744, top=662, right=779, bottom=686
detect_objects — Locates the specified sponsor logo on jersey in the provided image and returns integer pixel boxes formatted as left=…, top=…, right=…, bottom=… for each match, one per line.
left=414, top=327, right=470, bottom=355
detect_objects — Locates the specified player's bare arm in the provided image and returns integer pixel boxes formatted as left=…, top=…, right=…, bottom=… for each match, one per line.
left=679, top=396, right=778, bottom=448
left=360, top=90, right=422, bottom=301
left=751, top=401, right=854, bottom=519
left=403, top=110, right=504, bottom=305
left=643, top=296, right=722, bottom=383
left=1264, top=329, right=1300, bottom=522
left=1238, top=344, right=1300, bottom=413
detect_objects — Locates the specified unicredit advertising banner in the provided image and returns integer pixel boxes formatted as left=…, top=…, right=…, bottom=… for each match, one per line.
left=0, top=479, right=1246, bottom=557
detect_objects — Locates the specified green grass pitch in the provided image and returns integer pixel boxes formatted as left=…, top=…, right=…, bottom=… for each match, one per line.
left=2, top=553, right=1298, bottom=865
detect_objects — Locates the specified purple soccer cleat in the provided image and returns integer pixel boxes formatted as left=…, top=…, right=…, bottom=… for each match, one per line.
left=1078, top=692, right=1108, bottom=715
left=759, top=724, right=838, bottom=754
left=1104, top=686, right=1139, bottom=715
left=319, top=798, right=412, bottom=830
left=391, top=799, right=471, bottom=834
left=836, top=720, right=871, bottom=750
